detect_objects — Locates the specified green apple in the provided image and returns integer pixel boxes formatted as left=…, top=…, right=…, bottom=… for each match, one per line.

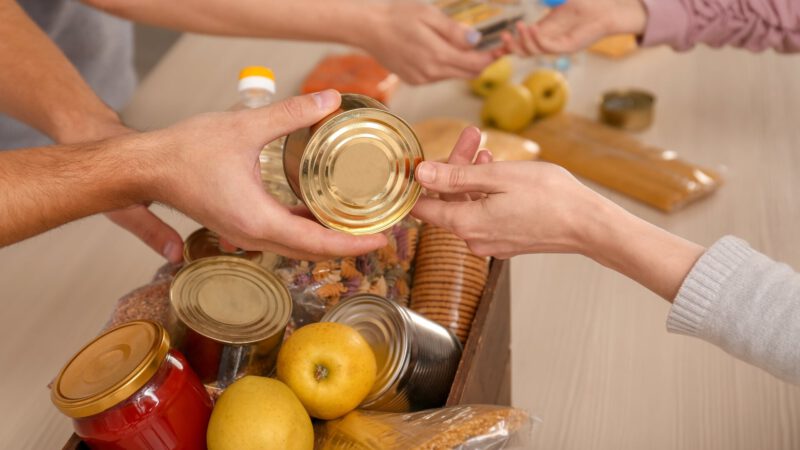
left=522, top=69, right=569, bottom=118
left=277, top=322, right=377, bottom=420
left=481, top=84, right=536, bottom=132
left=206, top=376, right=313, bottom=450
left=469, top=56, right=513, bottom=97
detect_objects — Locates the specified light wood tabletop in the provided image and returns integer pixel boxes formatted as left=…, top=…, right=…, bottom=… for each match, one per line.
left=1, top=34, right=799, bottom=449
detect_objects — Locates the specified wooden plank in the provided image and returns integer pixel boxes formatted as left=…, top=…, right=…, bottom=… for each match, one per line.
left=446, top=259, right=511, bottom=406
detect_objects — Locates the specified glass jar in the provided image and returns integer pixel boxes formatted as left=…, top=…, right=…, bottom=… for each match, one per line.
left=52, top=321, right=212, bottom=449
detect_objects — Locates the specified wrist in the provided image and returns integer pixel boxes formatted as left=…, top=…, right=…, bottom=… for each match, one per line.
left=52, top=108, right=131, bottom=144
left=337, top=0, right=387, bottom=48
left=107, top=131, right=166, bottom=206
left=610, top=0, right=648, bottom=36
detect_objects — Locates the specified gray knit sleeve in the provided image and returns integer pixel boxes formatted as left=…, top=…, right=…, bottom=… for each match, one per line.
left=667, top=236, right=800, bottom=384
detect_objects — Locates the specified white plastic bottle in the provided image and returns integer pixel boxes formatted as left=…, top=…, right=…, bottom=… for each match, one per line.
left=233, top=66, right=299, bottom=206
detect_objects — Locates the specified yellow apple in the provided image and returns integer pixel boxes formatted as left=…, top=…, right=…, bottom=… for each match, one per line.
left=469, top=56, right=513, bottom=97
left=277, top=322, right=377, bottom=420
left=206, top=376, right=313, bottom=450
left=481, top=84, right=536, bottom=132
left=522, top=69, right=569, bottom=118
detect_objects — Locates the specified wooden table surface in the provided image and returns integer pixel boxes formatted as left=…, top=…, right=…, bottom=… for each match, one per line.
left=1, top=34, right=799, bottom=449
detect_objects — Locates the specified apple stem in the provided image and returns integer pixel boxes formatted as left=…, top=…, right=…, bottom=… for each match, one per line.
left=314, top=364, right=329, bottom=382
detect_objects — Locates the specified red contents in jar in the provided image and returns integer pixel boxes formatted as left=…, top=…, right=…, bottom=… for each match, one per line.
left=74, top=350, right=212, bottom=450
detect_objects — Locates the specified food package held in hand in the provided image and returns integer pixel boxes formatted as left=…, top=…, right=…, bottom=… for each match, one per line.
left=314, top=405, right=536, bottom=449
left=302, top=53, right=399, bottom=104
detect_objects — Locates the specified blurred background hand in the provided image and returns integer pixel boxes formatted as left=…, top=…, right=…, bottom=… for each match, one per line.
left=363, top=0, right=495, bottom=84
left=496, top=0, right=647, bottom=57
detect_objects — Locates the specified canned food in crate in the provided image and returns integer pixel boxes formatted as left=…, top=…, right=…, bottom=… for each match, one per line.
left=283, top=93, right=424, bottom=235
left=51, top=321, right=211, bottom=449
left=321, top=294, right=462, bottom=412
left=169, top=256, right=292, bottom=389
left=183, top=227, right=263, bottom=264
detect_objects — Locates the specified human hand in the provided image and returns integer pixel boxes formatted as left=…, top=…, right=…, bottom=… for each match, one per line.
left=494, top=0, right=647, bottom=57
left=411, top=129, right=604, bottom=258
left=137, top=90, right=387, bottom=261
left=57, top=117, right=185, bottom=263
left=360, top=0, right=495, bottom=84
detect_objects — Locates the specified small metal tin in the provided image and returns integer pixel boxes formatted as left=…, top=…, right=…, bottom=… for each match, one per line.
left=169, top=256, right=292, bottom=388
left=321, top=294, right=462, bottom=412
left=183, top=227, right=263, bottom=264
left=283, top=93, right=424, bottom=235
left=599, top=89, right=655, bottom=132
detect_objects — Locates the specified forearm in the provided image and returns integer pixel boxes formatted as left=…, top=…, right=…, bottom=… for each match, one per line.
left=641, top=0, right=800, bottom=52
left=83, top=0, right=380, bottom=47
left=577, top=192, right=705, bottom=300
left=0, top=134, right=153, bottom=246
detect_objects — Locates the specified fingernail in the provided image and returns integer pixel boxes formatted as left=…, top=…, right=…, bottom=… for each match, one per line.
left=466, top=29, right=482, bottom=46
left=312, top=90, right=339, bottom=110
left=417, top=162, right=436, bottom=183
left=162, top=241, right=179, bottom=261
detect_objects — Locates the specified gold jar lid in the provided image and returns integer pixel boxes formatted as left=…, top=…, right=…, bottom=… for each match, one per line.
left=184, top=227, right=263, bottom=264
left=286, top=94, right=424, bottom=235
left=321, top=294, right=410, bottom=406
left=51, top=321, right=170, bottom=418
left=170, top=256, right=292, bottom=344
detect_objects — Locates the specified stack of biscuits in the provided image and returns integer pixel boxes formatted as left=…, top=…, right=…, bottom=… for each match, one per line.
left=410, top=223, right=490, bottom=344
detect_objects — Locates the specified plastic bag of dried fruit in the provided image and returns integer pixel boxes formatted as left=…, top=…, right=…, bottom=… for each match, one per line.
left=314, top=405, right=537, bottom=449
left=275, top=218, right=420, bottom=331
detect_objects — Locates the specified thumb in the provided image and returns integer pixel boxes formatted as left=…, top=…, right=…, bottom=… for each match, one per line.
left=415, top=161, right=501, bottom=195
left=241, top=90, right=342, bottom=140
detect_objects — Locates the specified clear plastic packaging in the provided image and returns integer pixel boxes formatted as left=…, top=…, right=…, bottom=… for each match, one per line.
left=524, top=113, right=723, bottom=212
left=410, top=224, right=490, bottom=344
left=301, top=53, right=399, bottom=105
left=275, top=218, right=420, bottom=332
left=314, top=405, right=535, bottom=449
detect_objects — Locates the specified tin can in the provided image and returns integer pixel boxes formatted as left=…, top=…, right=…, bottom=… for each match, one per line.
left=321, top=294, right=462, bottom=412
left=183, top=227, right=263, bottom=264
left=169, top=256, right=292, bottom=389
left=283, top=93, right=424, bottom=235
left=599, top=89, right=655, bottom=132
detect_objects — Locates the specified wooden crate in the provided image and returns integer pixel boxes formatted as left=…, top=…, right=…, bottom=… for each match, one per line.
left=63, top=260, right=511, bottom=449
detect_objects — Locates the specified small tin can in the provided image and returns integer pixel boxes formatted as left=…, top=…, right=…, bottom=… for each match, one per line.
left=321, top=294, right=462, bottom=412
left=169, top=256, right=292, bottom=389
left=283, top=93, right=424, bottom=235
left=183, top=227, right=263, bottom=264
left=599, top=89, right=655, bottom=132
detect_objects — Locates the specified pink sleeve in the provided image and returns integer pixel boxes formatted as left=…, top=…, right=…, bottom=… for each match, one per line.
left=640, top=0, right=800, bottom=53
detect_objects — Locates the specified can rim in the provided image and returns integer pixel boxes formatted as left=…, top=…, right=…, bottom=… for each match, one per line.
left=297, top=106, right=424, bottom=235
left=321, top=294, right=411, bottom=405
left=170, top=256, right=292, bottom=344
left=51, top=321, right=170, bottom=418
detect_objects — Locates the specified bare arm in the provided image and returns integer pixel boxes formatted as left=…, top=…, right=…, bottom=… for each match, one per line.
left=411, top=128, right=704, bottom=300
left=81, top=0, right=494, bottom=84
left=0, top=0, right=126, bottom=143
left=0, top=91, right=386, bottom=259
left=412, top=129, right=800, bottom=383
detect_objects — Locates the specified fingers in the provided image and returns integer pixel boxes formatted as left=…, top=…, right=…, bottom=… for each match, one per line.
left=240, top=90, right=342, bottom=141
left=516, top=21, right=543, bottom=55
left=264, top=213, right=388, bottom=259
left=447, top=127, right=483, bottom=165
left=415, top=161, right=503, bottom=195
left=411, top=196, right=475, bottom=233
left=105, top=205, right=183, bottom=263
left=424, top=7, right=482, bottom=51
left=441, top=127, right=483, bottom=202
left=475, top=149, right=493, bottom=165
